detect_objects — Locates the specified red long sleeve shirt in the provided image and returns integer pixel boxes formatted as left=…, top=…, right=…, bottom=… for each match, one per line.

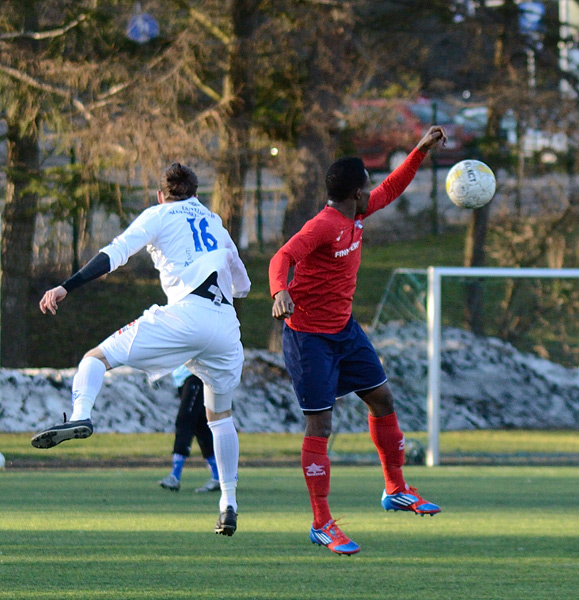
left=269, top=148, right=426, bottom=333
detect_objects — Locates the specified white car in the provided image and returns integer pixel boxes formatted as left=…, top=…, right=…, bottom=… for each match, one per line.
left=454, top=106, right=568, bottom=164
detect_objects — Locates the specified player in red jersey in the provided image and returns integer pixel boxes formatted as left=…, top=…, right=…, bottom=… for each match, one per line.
left=269, top=126, right=447, bottom=555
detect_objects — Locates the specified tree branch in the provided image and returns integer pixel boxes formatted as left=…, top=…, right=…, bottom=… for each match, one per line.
left=0, top=14, right=87, bottom=40
left=0, top=40, right=173, bottom=120
left=304, top=0, right=345, bottom=5
left=0, top=21, right=227, bottom=123
left=0, top=62, right=93, bottom=120
left=188, top=8, right=231, bottom=45
left=183, top=64, right=222, bottom=101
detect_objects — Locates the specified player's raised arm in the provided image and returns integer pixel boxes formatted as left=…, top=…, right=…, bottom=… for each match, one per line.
left=416, top=125, right=447, bottom=153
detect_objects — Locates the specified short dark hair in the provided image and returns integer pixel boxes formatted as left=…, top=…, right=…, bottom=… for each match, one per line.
left=325, top=157, right=367, bottom=201
left=160, top=162, right=199, bottom=201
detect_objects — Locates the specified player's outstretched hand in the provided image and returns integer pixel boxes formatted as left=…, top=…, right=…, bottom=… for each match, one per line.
left=39, top=286, right=68, bottom=315
left=416, top=125, right=447, bottom=153
left=272, top=290, right=294, bottom=320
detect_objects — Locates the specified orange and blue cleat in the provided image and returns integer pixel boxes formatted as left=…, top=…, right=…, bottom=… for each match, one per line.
left=310, top=519, right=360, bottom=555
left=381, top=486, right=441, bottom=516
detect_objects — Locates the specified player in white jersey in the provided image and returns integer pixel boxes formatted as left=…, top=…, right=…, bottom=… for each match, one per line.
left=31, top=163, right=250, bottom=536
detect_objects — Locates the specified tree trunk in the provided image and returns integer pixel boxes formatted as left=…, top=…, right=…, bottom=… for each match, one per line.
left=210, top=0, right=260, bottom=247
left=1, top=119, right=40, bottom=367
left=212, top=133, right=249, bottom=247
left=463, top=0, right=518, bottom=335
left=281, top=127, right=336, bottom=241
left=463, top=202, right=490, bottom=335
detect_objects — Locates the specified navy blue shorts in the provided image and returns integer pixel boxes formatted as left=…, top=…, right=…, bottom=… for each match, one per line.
left=282, top=317, right=387, bottom=414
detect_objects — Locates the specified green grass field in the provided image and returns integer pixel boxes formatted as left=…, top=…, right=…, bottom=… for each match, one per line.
left=1, top=464, right=577, bottom=600
left=1, top=430, right=578, bottom=468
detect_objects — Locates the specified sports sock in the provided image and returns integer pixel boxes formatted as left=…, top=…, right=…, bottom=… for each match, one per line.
left=207, top=417, right=238, bottom=512
left=171, top=453, right=186, bottom=481
left=205, top=454, right=219, bottom=481
left=69, top=357, right=106, bottom=421
left=301, top=436, right=332, bottom=529
left=368, top=412, right=407, bottom=494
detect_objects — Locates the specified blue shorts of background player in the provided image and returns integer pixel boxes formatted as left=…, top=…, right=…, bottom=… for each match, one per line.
left=282, top=316, right=387, bottom=414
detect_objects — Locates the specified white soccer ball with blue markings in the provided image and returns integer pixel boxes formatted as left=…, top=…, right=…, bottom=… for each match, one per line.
left=445, top=159, right=496, bottom=209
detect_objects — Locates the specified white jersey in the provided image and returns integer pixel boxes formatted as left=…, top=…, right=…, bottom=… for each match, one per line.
left=100, top=197, right=251, bottom=305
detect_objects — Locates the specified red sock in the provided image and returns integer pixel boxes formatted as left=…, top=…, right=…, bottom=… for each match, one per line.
left=301, top=436, right=332, bottom=529
left=368, top=412, right=407, bottom=494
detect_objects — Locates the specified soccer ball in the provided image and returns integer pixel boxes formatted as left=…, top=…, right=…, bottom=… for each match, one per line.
left=404, top=438, right=426, bottom=466
left=445, top=159, right=496, bottom=209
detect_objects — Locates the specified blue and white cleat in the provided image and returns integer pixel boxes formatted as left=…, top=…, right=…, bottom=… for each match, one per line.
left=310, top=519, right=360, bottom=555
left=381, top=486, right=441, bottom=516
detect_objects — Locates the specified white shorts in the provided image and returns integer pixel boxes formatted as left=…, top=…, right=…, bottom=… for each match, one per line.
left=99, top=295, right=243, bottom=394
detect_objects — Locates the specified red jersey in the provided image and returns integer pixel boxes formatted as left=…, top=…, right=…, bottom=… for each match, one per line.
left=269, top=148, right=426, bottom=333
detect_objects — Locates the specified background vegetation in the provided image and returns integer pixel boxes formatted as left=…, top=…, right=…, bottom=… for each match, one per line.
left=26, top=225, right=579, bottom=368
left=1, top=0, right=578, bottom=367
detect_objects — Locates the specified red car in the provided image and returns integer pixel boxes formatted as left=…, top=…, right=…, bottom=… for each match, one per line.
left=349, top=98, right=471, bottom=171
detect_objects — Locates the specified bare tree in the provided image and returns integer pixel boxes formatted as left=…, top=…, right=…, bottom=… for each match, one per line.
left=0, top=1, right=263, bottom=366
left=0, top=2, right=170, bottom=366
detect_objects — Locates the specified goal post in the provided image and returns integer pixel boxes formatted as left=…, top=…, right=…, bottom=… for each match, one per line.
left=426, top=266, right=579, bottom=466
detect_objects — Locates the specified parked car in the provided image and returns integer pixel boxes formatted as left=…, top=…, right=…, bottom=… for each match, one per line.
left=454, top=105, right=568, bottom=165
left=347, top=98, right=472, bottom=171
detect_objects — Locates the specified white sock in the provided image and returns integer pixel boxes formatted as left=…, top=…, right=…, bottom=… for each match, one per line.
left=70, top=357, right=106, bottom=421
left=208, top=416, right=239, bottom=512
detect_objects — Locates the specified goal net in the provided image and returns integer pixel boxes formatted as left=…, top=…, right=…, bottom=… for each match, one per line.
left=369, top=266, right=579, bottom=466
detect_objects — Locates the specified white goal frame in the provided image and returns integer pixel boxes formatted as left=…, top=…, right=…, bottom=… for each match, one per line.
left=426, top=266, right=579, bottom=466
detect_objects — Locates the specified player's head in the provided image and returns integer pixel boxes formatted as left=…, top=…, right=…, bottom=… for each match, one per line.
left=326, top=157, right=369, bottom=200
left=160, top=162, right=199, bottom=201
left=326, top=157, right=370, bottom=212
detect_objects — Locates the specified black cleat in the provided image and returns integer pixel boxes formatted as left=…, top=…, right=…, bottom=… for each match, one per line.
left=214, top=505, right=237, bottom=536
left=31, top=415, right=93, bottom=449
